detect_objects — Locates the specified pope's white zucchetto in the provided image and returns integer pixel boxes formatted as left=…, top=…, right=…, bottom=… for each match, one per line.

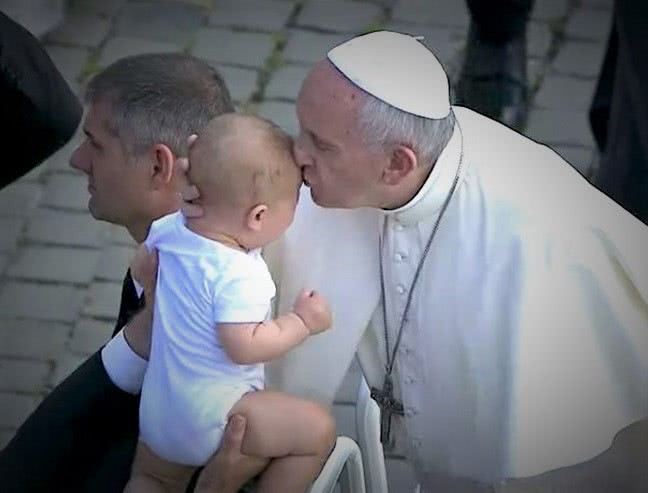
left=327, top=30, right=451, bottom=119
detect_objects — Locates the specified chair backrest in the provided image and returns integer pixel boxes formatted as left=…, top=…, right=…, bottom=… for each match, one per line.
left=355, top=377, right=389, bottom=493
left=308, top=436, right=366, bottom=493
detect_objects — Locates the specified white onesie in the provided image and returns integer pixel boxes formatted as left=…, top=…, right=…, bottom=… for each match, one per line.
left=139, top=211, right=275, bottom=465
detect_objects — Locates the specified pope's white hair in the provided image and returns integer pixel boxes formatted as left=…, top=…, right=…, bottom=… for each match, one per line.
left=357, top=91, right=455, bottom=168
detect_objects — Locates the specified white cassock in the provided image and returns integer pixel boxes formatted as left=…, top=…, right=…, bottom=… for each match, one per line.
left=264, top=106, right=648, bottom=483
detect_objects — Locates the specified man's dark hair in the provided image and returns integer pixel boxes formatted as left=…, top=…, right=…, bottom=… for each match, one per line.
left=85, top=53, right=235, bottom=156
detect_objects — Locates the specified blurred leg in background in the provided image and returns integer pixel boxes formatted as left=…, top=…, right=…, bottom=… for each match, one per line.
left=589, top=1, right=648, bottom=225
left=456, top=0, right=534, bottom=131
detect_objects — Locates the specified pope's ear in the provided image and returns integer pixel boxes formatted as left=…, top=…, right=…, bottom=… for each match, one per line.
left=382, top=145, right=418, bottom=186
left=150, top=143, right=175, bottom=189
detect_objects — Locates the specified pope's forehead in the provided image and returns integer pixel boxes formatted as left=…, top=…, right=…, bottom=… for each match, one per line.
left=300, top=60, right=362, bottom=106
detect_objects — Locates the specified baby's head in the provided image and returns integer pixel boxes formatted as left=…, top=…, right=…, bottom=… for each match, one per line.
left=188, top=114, right=301, bottom=248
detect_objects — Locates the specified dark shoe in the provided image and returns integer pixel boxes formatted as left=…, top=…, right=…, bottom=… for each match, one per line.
left=455, top=23, right=529, bottom=131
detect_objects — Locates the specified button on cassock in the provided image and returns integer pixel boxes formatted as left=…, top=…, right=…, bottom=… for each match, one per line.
left=396, top=284, right=406, bottom=295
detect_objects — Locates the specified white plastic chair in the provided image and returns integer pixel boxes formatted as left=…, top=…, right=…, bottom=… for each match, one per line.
left=308, top=376, right=388, bottom=493
left=308, top=436, right=366, bottom=493
left=355, top=377, right=388, bottom=493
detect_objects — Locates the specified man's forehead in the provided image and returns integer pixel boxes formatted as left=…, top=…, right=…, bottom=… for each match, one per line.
left=83, top=101, right=117, bottom=136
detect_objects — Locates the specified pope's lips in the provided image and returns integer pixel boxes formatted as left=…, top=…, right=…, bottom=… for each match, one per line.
left=301, top=168, right=313, bottom=187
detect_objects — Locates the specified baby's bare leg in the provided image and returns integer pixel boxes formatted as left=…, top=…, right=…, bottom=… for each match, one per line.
left=124, top=441, right=196, bottom=493
left=229, top=391, right=337, bottom=493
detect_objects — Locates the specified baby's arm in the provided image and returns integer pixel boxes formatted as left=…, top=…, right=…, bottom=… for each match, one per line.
left=220, top=289, right=331, bottom=365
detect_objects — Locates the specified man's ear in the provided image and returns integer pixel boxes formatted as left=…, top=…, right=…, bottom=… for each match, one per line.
left=246, top=204, right=268, bottom=232
left=381, top=145, right=418, bottom=186
left=149, top=143, right=175, bottom=189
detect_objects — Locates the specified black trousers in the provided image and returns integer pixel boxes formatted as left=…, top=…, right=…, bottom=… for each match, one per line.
left=466, top=0, right=535, bottom=43
left=590, top=1, right=648, bottom=224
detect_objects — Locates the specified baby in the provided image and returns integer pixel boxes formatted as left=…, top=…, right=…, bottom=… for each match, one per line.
left=125, top=114, right=336, bottom=493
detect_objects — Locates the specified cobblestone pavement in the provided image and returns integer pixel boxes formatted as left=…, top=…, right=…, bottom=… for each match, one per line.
left=0, top=0, right=613, bottom=489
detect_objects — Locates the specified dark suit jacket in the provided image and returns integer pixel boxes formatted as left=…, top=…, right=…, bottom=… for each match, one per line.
left=0, top=272, right=142, bottom=492
left=0, top=11, right=82, bottom=189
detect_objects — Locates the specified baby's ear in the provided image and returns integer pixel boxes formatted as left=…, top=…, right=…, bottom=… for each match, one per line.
left=246, top=204, right=268, bottom=232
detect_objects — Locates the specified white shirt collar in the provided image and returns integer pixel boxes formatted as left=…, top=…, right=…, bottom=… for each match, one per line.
left=383, top=118, right=463, bottom=226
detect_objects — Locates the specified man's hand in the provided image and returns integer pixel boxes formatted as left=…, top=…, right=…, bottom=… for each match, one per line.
left=176, top=133, right=205, bottom=218
left=131, top=244, right=158, bottom=300
left=293, top=289, right=332, bottom=335
left=195, top=415, right=269, bottom=493
left=124, top=245, right=158, bottom=360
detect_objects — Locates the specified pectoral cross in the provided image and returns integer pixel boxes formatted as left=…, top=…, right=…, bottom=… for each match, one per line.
left=370, top=373, right=404, bottom=445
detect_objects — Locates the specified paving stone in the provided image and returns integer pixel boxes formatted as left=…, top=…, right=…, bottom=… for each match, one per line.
left=527, top=58, right=546, bottom=90
left=70, top=318, right=113, bottom=355
left=331, top=403, right=357, bottom=442
left=212, top=64, right=259, bottom=103
left=0, top=428, right=14, bottom=449
left=0, top=217, right=24, bottom=253
left=283, top=30, right=348, bottom=64
left=527, top=21, right=552, bottom=59
left=0, top=319, right=70, bottom=360
left=531, top=0, right=569, bottom=21
left=45, top=14, right=111, bottom=48
left=392, top=0, right=469, bottom=28
left=334, top=357, right=362, bottom=404
left=19, top=163, right=49, bottom=183
left=264, top=64, right=310, bottom=100
left=115, top=1, right=207, bottom=46
left=50, top=353, right=88, bottom=388
left=107, top=224, right=137, bottom=246
left=552, top=41, right=606, bottom=78
left=41, top=174, right=90, bottom=211
left=386, top=22, right=465, bottom=70
left=0, top=393, right=37, bottom=428
left=0, top=360, right=50, bottom=393
left=551, top=145, right=595, bottom=177
left=256, top=101, right=299, bottom=136
left=95, top=245, right=135, bottom=281
left=192, top=29, right=275, bottom=69
left=45, top=132, right=83, bottom=173
left=6, top=246, right=100, bottom=284
left=526, top=109, right=594, bottom=147
left=579, top=0, right=613, bottom=10
left=68, top=0, right=126, bottom=17
left=210, top=0, right=295, bottom=32
left=0, top=282, right=84, bottom=323
left=0, top=182, right=42, bottom=218
left=386, top=457, right=418, bottom=493
left=83, top=282, right=122, bottom=319
left=295, top=0, right=382, bottom=33
left=25, top=209, right=105, bottom=248
left=364, top=0, right=397, bottom=6
left=534, top=75, right=596, bottom=110
left=45, top=45, right=89, bottom=92
left=2, top=0, right=65, bottom=38
left=99, top=37, right=182, bottom=68
left=565, top=8, right=612, bottom=41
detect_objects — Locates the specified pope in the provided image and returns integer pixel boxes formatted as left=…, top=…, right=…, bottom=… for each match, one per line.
left=189, top=30, right=647, bottom=491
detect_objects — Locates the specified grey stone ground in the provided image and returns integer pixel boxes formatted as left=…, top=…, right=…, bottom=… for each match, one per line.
left=0, top=0, right=613, bottom=489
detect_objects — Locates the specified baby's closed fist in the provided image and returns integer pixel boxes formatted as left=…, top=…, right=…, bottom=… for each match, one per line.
left=293, top=289, right=332, bottom=335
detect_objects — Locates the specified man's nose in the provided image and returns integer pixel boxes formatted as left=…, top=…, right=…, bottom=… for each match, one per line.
left=69, top=142, right=89, bottom=174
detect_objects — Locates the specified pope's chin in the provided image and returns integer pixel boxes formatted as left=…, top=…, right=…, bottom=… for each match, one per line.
left=306, top=183, right=330, bottom=207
